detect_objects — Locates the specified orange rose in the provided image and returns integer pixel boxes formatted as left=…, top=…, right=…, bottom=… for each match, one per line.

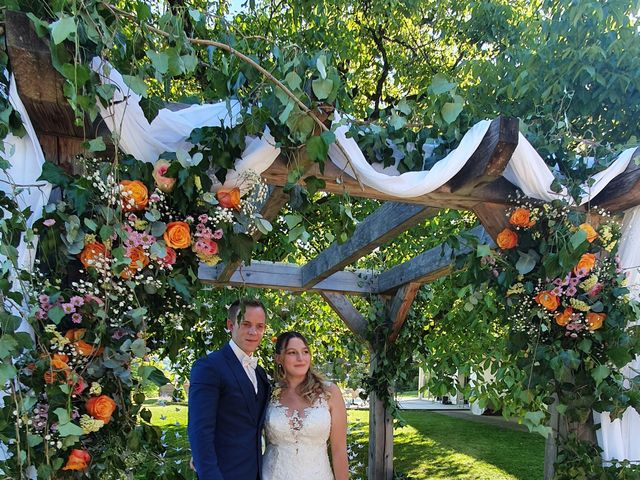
left=51, top=353, right=70, bottom=370
left=496, top=228, right=518, bottom=249
left=163, top=221, right=191, bottom=249
left=579, top=223, right=598, bottom=243
left=554, top=307, right=573, bottom=326
left=574, top=253, right=597, bottom=276
left=74, top=340, right=96, bottom=356
left=120, top=246, right=150, bottom=279
left=586, top=312, right=606, bottom=331
left=62, top=449, right=91, bottom=471
left=64, top=328, right=87, bottom=341
left=45, top=353, right=70, bottom=383
left=120, top=180, right=149, bottom=212
left=217, top=187, right=241, bottom=210
left=86, top=395, right=117, bottom=424
left=79, top=242, right=108, bottom=269
left=534, top=291, right=560, bottom=311
left=509, top=208, right=535, bottom=228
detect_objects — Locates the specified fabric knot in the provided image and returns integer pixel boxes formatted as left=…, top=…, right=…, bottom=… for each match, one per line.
left=242, top=356, right=257, bottom=370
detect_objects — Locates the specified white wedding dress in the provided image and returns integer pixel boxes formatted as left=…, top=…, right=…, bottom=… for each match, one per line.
left=262, top=394, right=334, bottom=480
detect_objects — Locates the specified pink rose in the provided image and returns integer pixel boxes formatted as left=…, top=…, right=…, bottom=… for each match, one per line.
left=194, top=239, right=218, bottom=256
left=152, top=160, right=176, bottom=193
left=158, top=247, right=177, bottom=266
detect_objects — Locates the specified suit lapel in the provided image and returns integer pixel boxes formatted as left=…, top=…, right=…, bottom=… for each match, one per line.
left=222, top=343, right=258, bottom=419
left=256, top=365, right=271, bottom=425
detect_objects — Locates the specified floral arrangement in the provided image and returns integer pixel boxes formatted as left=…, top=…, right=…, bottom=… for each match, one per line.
left=8, top=154, right=269, bottom=476
left=473, top=199, right=639, bottom=425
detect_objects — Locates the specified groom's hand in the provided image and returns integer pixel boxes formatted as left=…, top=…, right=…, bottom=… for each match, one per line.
left=190, top=457, right=195, bottom=471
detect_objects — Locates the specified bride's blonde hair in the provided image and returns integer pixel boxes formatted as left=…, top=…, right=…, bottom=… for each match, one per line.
left=274, top=331, right=330, bottom=404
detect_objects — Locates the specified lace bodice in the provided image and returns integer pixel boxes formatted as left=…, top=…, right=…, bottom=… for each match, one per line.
left=262, top=394, right=334, bottom=480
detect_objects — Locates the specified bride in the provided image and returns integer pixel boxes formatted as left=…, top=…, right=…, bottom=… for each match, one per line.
left=262, top=331, right=349, bottom=480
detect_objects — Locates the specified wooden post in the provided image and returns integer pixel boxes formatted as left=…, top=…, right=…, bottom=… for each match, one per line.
left=368, top=360, right=394, bottom=480
left=544, top=399, right=560, bottom=480
left=418, top=367, right=425, bottom=399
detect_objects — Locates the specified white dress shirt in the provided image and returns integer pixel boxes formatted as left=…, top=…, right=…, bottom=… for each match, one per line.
left=229, top=339, right=258, bottom=393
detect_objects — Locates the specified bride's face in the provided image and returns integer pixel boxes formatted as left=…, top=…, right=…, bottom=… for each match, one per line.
left=279, top=337, right=311, bottom=378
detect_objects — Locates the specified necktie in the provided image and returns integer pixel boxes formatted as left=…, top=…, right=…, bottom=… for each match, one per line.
left=242, top=355, right=258, bottom=393
left=243, top=356, right=258, bottom=370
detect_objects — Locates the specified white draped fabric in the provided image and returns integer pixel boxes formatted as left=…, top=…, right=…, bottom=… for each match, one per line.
left=3, top=61, right=639, bottom=463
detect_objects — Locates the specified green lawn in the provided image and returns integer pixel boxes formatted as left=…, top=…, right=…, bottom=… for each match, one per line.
left=145, top=401, right=544, bottom=479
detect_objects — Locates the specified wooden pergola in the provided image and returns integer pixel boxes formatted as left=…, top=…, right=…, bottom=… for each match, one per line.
left=6, top=11, right=640, bottom=479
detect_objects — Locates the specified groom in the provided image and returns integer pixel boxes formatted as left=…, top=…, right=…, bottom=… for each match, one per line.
left=188, top=299, right=271, bottom=480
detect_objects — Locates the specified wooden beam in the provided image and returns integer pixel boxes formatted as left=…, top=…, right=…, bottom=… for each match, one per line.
left=320, top=292, right=368, bottom=341
left=261, top=149, right=520, bottom=210
left=199, top=261, right=378, bottom=295
left=444, top=117, right=519, bottom=194
left=388, top=282, right=420, bottom=343
left=473, top=201, right=510, bottom=240
left=376, top=226, right=494, bottom=293
left=6, top=11, right=89, bottom=138
left=591, top=148, right=640, bottom=212
left=301, top=203, right=437, bottom=288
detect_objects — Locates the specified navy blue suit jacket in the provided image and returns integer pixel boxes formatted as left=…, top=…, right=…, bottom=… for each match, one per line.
left=188, top=343, right=270, bottom=480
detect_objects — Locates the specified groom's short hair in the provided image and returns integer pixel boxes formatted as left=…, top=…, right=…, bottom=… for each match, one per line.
left=228, top=298, right=266, bottom=325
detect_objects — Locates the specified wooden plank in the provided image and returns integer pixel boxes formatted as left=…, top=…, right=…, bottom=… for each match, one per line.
left=320, top=292, right=368, bottom=340
left=591, top=148, right=640, bottom=212
left=199, top=261, right=377, bottom=295
left=388, top=282, right=420, bottom=343
left=301, top=203, right=438, bottom=288
left=444, top=117, right=519, bottom=194
left=376, top=226, right=494, bottom=293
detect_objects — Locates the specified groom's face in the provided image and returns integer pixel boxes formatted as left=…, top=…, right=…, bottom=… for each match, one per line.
left=227, top=306, right=267, bottom=355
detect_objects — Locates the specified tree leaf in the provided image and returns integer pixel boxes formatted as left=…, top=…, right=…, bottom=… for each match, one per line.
left=592, top=364, right=610, bottom=386
left=441, top=102, right=463, bottom=124
left=38, top=162, right=71, bottom=187
left=569, top=229, right=587, bottom=250
left=429, top=73, right=456, bottom=94
left=0, top=335, right=19, bottom=358
left=122, top=74, right=148, bottom=97
left=306, top=135, right=329, bottom=163
left=285, top=71, right=302, bottom=91
left=312, top=78, right=334, bottom=100
left=146, top=50, right=169, bottom=74
left=139, top=96, right=163, bottom=123
left=515, top=250, right=537, bottom=275
left=47, top=306, right=65, bottom=324
left=50, top=16, right=75, bottom=45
